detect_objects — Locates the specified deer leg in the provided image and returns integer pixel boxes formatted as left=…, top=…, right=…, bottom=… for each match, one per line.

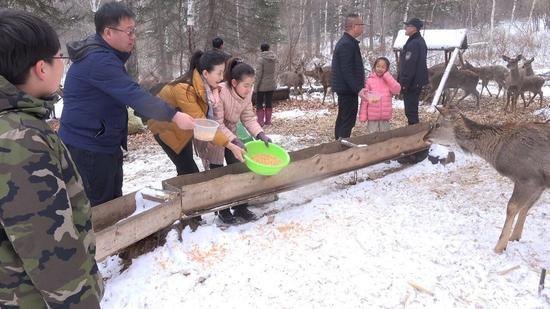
left=483, top=81, right=492, bottom=97
left=474, top=90, right=481, bottom=108
left=521, top=92, right=528, bottom=108
left=496, top=85, right=502, bottom=99
left=504, top=93, right=510, bottom=113
left=527, top=92, right=536, bottom=107
left=495, top=182, right=543, bottom=253
left=509, top=183, right=543, bottom=242
left=454, top=90, right=468, bottom=105
left=322, top=87, right=327, bottom=104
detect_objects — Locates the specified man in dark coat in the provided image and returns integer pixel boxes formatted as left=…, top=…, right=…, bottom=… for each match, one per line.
left=331, top=13, right=365, bottom=140
left=60, top=2, right=195, bottom=206
left=398, top=17, right=428, bottom=125
left=212, top=37, right=231, bottom=61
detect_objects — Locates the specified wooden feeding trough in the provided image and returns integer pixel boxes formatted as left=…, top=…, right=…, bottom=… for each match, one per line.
left=92, top=123, right=430, bottom=261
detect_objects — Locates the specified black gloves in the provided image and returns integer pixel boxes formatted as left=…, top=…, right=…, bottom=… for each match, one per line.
left=256, top=132, right=272, bottom=147
left=231, top=138, right=245, bottom=149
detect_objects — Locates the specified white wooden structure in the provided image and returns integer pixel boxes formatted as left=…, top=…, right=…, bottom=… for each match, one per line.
left=393, top=29, right=469, bottom=107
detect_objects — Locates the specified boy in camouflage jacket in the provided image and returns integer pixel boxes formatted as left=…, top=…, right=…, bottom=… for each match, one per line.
left=0, top=10, right=103, bottom=308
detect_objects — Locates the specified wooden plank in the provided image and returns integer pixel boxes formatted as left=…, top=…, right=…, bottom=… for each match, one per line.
left=95, top=126, right=429, bottom=260
left=162, top=123, right=430, bottom=190
left=95, top=197, right=181, bottom=261
left=92, top=192, right=137, bottom=232
left=179, top=128, right=428, bottom=213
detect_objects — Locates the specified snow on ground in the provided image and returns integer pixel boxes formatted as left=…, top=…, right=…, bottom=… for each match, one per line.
left=101, top=141, right=550, bottom=308
left=273, top=108, right=330, bottom=119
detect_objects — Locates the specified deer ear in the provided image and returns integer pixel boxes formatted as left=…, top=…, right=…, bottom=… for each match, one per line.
left=502, top=55, right=510, bottom=62
left=517, top=54, right=523, bottom=60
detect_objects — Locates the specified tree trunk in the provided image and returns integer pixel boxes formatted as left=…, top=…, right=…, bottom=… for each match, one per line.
left=313, top=0, right=321, bottom=56
left=508, top=0, right=517, bottom=38
left=379, top=0, right=385, bottom=50
left=528, top=0, right=537, bottom=32
left=403, top=0, right=411, bottom=22
left=489, top=0, right=496, bottom=58
left=187, top=0, right=196, bottom=56
left=306, top=0, right=312, bottom=57
left=154, top=6, right=169, bottom=80
left=368, top=0, right=374, bottom=51
left=124, top=0, right=139, bottom=81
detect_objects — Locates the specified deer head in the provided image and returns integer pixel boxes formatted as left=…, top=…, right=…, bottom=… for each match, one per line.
left=425, top=106, right=461, bottom=146
left=522, top=57, right=534, bottom=67
left=462, top=60, right=473, bottom=70
left=502, top=54, right=523, bottom=71
left=522, top=57, right=535, bottom=75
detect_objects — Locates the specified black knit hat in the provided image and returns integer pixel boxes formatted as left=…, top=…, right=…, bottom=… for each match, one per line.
left=404, top=18, right=423, bottom=30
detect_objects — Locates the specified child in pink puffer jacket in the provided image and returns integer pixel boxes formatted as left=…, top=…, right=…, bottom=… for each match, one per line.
left=358, top=57, right=401, bottom=133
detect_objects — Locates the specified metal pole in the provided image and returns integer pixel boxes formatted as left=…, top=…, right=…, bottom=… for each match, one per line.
left=429, top=47, right=461, bottom=111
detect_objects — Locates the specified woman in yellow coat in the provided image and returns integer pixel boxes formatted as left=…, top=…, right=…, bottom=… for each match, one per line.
left=148, top=50, right=244, bottom=176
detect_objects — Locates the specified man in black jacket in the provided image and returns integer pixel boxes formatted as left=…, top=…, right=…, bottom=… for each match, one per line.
left=331, top=13, right=365, bottom=140
left=398, top=18, right=428, bottom=125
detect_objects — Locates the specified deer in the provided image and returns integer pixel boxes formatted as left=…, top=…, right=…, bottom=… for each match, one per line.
left=279, top=64, right=305, bottom=101
left=313, top=63, right=334, bottom=104
left=423, top=62, right=459, bottom=104
left=427, top=69, right=480, bottom=107
left=425, top=106, right=550, bottom=253
left=462, top=61, right=508, bottom=99
left=519, top=57, right=545, bottom=108
left=428, top=62, right=458, bottom=79
left=502, top=55, right=524, bottom=113
left=303, top=67, right=318, bottom=90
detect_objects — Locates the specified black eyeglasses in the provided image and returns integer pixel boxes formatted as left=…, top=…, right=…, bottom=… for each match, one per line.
left=47, top=53, right=70, bottom=61
left=108, top=26, right=137, bottom=36
left=50, top=55, right=70, bottom=60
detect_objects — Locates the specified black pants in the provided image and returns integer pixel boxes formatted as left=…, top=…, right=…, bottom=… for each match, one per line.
left=65, top=144, right=123, bottom=207
left=334, top=93, right=359, bottom=140
left=403, top=89, right=422, bottom=125
left=154, top=135, right=199, bottom=176
left=210, top=148, right=247, bottom=208
left=256, top=91, right=273, bottom=109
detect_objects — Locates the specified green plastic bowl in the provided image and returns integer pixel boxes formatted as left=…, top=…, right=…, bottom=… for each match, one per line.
left=244, top=140, right=290, bottom=176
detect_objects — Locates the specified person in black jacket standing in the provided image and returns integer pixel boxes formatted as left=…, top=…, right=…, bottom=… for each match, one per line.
left=398, top=18, right=428, bottom=125
left=331, top=13, right=365, bottom=140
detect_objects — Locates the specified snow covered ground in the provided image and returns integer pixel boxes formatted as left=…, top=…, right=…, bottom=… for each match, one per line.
left=99, top=104, right=550, bottom=308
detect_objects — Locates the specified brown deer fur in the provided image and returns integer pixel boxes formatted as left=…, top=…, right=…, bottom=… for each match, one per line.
left=426, top=107, right=550, bottom=253
left=520, top=57, right=545, bottom=108
left=428, top=69, right=480, bottom=107
left=462, top=61, right=508, bottom=99
left=502, top=55, right=524, bottom=113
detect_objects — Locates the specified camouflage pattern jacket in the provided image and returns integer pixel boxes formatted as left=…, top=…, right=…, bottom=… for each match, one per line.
left=0, top=76, right=103, bottom=308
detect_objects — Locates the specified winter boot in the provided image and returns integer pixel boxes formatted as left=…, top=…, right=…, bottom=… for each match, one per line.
left=217, top=208, right=236, bottom=224
left=256, top=108, right=265, bottom=127
left=264, top=108, right=273, bottom=126
left=232, top=204, right=258, bottom=222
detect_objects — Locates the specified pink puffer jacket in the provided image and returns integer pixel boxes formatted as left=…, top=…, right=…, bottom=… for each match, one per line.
left=359, top=71, right=401, bottom=121
left=199, top=83, right=264, bottom=165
